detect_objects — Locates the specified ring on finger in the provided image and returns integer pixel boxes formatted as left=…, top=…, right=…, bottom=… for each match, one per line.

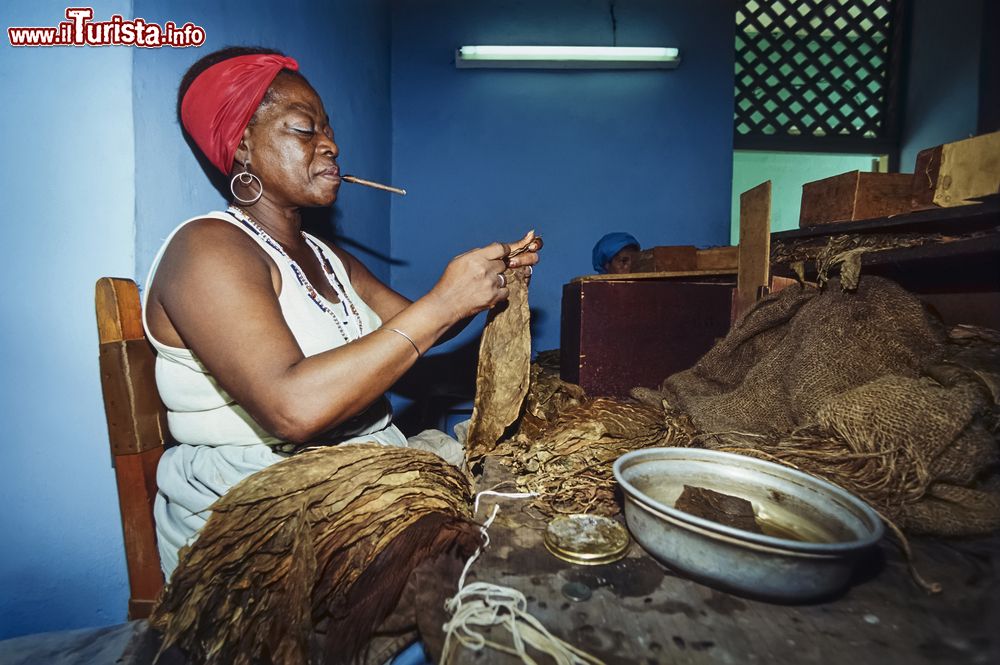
left=497, top=273, right=507, bottom=288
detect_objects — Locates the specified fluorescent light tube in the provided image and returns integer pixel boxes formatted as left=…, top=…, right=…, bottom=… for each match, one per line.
left=455, top=45, right=681, bottom=69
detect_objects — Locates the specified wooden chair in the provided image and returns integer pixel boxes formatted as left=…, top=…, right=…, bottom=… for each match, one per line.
left=95, top=277, right=167, bottom=619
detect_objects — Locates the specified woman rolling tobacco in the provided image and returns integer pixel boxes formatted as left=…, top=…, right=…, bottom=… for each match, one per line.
left=143, top=46, right=541, bottom=578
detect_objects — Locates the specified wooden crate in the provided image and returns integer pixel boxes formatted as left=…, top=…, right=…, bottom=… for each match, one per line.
left=696, top=246, right=739, bottom=271
left=633, top=245, right=697, bottom=272
left=799, top=171, right=913, bottom=227
left=560, top=279, right=734, bottom=398
left=631, top=245, right=738, bottom=273
left=912, top=130, right=1000, bottom=209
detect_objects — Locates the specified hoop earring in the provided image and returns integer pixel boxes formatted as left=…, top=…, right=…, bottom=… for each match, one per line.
left=230, top=161, right=263, bottom=205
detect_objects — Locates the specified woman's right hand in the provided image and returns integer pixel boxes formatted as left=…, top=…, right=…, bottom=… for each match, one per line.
left=428, top=231, right=541, bottom=322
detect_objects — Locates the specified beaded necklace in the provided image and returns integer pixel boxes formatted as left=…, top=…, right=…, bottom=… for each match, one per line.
left=226, top=206, right=365, bottom=342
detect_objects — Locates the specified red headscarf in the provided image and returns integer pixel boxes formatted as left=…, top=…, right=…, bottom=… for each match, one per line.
left=181, top=53, right=300, bottom=174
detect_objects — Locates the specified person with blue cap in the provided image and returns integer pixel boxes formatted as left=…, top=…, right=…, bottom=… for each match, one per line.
left=592, top=232, right=640, bottom=274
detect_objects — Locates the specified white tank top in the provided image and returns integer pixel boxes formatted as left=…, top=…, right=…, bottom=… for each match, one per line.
left=142, top=210, right=392, bottom=447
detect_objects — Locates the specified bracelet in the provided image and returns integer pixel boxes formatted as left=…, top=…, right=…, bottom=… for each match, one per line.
left=385, top=327, right=421, bottom=357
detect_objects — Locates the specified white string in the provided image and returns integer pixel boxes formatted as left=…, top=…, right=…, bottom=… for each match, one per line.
left=474, top=490, right=539, bottom=517
left=441, top=492, right=605, bottom=665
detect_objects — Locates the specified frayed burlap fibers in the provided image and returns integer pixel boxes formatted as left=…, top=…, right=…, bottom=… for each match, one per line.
left=657, top=276, right=1000, bottom=538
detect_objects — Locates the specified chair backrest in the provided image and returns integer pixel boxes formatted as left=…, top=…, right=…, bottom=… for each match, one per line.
left=95, top=277, right=166, bottom=619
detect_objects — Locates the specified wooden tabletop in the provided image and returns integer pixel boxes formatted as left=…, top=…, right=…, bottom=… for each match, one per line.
left=415, top=460, right=999, bottom=665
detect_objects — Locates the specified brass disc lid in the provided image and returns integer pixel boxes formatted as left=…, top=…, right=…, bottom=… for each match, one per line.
left=544, top=514, right=630, bottom=566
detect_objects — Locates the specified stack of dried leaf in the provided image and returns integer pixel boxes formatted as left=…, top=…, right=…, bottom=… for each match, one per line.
left=494, top=385, right=695, bottom=515
left=150, top=445, right=480, bottom=665
left=465, top=269, right=695, bottom=515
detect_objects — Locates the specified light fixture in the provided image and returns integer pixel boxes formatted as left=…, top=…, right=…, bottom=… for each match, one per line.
left=455, top=45, right=681, bottom=70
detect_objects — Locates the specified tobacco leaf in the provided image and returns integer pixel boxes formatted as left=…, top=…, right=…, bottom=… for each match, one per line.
left=494, top=394, right=696, bottom=516
left=466, top=269, right=531, bottom=467
left=150, top=445, right=480, bottom=665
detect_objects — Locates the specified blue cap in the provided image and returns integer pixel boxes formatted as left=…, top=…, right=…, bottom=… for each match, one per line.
left=592, top=232, right=640, bottom=273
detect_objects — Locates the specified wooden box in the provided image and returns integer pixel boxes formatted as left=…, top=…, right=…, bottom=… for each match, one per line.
left=633, top=245, right=697, bottom=272
left=630, top=245, right=738, bottom=274
left=560, top=279, right=734, bottom=398
left=911, top=131, right=1000, bottom=209
left=696, top=246, right=739, bottom=271
left=799, top=171, right=913, bottom=227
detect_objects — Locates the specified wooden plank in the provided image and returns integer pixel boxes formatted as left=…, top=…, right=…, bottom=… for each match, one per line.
left=128, top=599, right=159, bottom=622
left=95, top=277, right=167, bottom=618
left=96, top=277, right=144, bottom=343
left=571, top=269, right=736, bottom=284
left=773, top=197, right=1000, bottom=241
left=911, top=132, right=1000, bottom=208
left=799, top=171, right=913, bottom=227
left=99, top=342, right=139, bottom=456
left=415, top=459, right=1000, bottom=664
left=633, top=246, right=698, bottom=273
left=735, top=181, right=771, bottom=322
left=116, top=448, right=165, bottom=619
left=911, top=145, right=944, bottom=210
left=853, top=172, right=916, bottom=220
left=935, top=131, right=1000, bottom=206
left=695, top=246, right=738, bottom=272
left=799, top=171, right=861, bottom=227
left=99, top=339, right=168, bottom=456
left=559, top=283, right=583, bottom=387
left=96, top=277, right=167, bottom=457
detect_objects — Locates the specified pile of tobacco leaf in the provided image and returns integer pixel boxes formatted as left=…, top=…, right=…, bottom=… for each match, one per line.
left=150, top=445, right=480, bottom=665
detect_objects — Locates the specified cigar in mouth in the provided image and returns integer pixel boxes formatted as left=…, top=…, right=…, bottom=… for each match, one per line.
left=341, top=174, right=407, bottom=196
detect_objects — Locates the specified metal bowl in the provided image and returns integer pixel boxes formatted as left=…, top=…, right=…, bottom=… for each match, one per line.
left=613, top=447, right=884, bottom=601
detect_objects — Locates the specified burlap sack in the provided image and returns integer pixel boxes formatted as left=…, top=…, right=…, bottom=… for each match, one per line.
left=658, top=276, right=1000, bottom=536
left=661, top=277, right=944, bottom=434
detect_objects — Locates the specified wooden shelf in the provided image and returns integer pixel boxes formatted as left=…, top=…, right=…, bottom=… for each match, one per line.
left=774, top=234, right=1000, bottom=278
left=772, top=198, right=1000, bottom=241
left=571, top=269, right=736, bottom=284
left=771, top=204, right=1000, bottom=330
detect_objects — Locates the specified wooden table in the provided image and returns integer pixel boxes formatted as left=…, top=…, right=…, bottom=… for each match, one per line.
left=415, top=461, right=999, bottom=665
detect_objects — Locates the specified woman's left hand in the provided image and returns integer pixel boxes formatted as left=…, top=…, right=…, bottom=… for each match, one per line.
left=503, top=233, right=543, bottom=283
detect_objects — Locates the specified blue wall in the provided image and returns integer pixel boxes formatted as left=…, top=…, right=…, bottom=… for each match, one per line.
left=900, top=0, right=982, bottom=169
left=133, top=0, right=393, bottom=285
left=388, top=0, right=736, bottom=355
left=0, top=0, right=736, bottom=639
left=0, top=0, right=391, bottom=640
left=0, top=0, right=135, bottom=639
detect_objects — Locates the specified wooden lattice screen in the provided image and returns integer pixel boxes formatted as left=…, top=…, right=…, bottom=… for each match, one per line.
left=735, top=0, right=906, bottom=155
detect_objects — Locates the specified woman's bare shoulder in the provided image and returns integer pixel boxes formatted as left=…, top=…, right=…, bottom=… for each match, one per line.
left=154, top=216, right=275, bottom=298
left=168, top=215, right=254, bottom=252
left=159, top=216, right=271, bottom=271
